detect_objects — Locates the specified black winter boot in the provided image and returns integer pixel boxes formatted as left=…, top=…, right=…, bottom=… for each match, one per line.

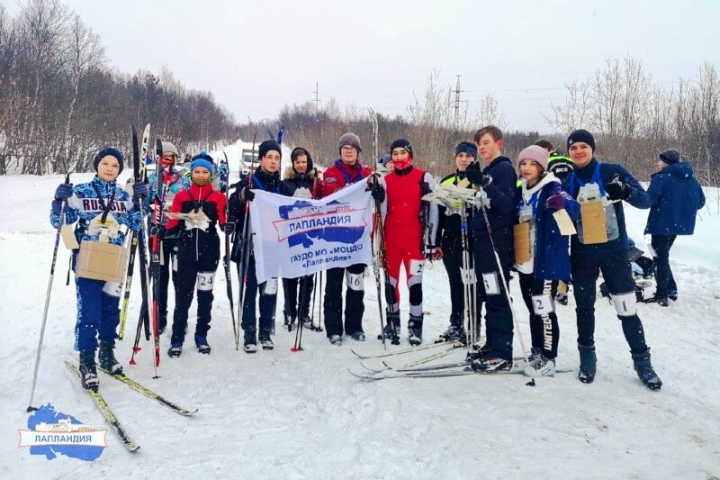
left=379, top=311, right=401, bottom=345
left=578, top=344, right=597, bottom=384
left=631, top=349, right=662, bottom=390
left=79, top=351, right=99, bottom=390
left=408, top=314, right=423, bottom=346
left=98, top=340, right=123, bottom=375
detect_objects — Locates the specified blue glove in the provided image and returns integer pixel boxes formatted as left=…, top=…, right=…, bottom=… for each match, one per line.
left=51, top=199, right=63, bottom=215
left=133, top=181, right=150, bottom=199
left=54, top=183, right=73, bottom=200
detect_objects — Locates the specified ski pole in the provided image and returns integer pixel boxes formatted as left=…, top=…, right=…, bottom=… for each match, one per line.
left=27, top=170, right=70, bottom=413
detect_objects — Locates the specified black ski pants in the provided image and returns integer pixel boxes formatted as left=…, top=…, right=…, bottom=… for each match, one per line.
left=441, top=235, right=467, bottom=322
left=571, top=249, right=648, bottom=354
left=472, top=226, right=514, bottom=361
left=283, top=275, right=314, bottom=319
left=323, top=263, right=366, bottom=337
left=171, top=254, right=219, bottom=344
left=519, top=273, right=559, bottom=359
left=651, top=234, right=677, bottom=299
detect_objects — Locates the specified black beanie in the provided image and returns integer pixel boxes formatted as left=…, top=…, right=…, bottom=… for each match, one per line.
left=94, top=147, right=124, bottom=173
left=291, top=147, right=314, bottom=172
left=659, top=149, right=681, bottom=164
left=390, top=138, right=413, bottom=158
left=567, top=129, right=596, bottom=152
left=258, top=140, right=282, bottom=159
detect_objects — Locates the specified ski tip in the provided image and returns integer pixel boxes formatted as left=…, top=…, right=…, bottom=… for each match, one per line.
left=126, top=443, right=141, bottom=453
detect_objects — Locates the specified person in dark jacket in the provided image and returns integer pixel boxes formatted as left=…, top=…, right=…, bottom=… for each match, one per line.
left=464, top=125, right=518, bottom=372
left=644, top=149, right=705, bottom=306
left=563, top=129, right=662, bottom=390
left=281, top=147, right=321, bottom=330
left=164, top=153, right=228, bottom=357
left=436, top=141, right=477, bottom=343
left=513, top=145, right=579, bottom=377
left=228, top=140, right=292, bottom=352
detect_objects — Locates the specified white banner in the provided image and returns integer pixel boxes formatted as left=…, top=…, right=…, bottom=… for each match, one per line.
left=250, top=181, right=374, bottom=284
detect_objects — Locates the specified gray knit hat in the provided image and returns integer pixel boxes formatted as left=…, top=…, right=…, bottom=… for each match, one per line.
left=162, top=141, right=179, bottom=156
left=659, top=149, right=681, bottom=164
left=338, top=132, right=362, bottom=153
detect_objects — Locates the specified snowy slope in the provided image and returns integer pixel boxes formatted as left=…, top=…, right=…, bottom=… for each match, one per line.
left=1, top=174, right=720, bottom=479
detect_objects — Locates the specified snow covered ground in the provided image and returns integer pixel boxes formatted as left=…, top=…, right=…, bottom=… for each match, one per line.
left=1, top=173, right=719, bottom=479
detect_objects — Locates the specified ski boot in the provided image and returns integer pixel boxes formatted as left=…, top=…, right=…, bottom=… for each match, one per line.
left=283, top=310, right=297, bottom=332
left=523, top=348, right=556, bottom=377
left=349, top=331, right=366, bottom=341
left=644, top=295, right=669, bottom=307
left=578, top=344, right=597, bottom=384
left=555, top=292, right=569, bottom=306
left=470, top=351, right=512, bottom=373
left=195, top=335, right=211, bottom=354
left=378, top=311, right=401, bottom=345
left=328, top=334, right=343, bottom=346
left=668, top=290, right=678, bottom=302
left=98, top=340, right=123, bottom=375
left=244, top=331, right=258, bottom=353
left=168, top=341, right=183, bottom=358
left=79, top=351, right=99, bottom=390
left=259, top=330, right=274, bottom=350
left=408, top=314, right=423, bottom=346
left=437, top=319, right=466, bottom=344
left=631, top=349, right=662, bottom=391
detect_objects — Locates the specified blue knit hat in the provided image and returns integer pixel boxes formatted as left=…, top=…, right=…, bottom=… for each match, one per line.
left=94, top=147, right=124, bottom=173
left=190, top=152, right=215, bottom=174
left=454, top=141, right=477, bottom=160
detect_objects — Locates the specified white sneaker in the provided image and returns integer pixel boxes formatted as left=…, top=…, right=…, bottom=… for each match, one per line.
left=329, top=335, right=342, bottom=346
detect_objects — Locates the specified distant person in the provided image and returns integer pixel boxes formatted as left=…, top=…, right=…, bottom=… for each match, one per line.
left=644, top=149, right=705, bottom=306
left=563, top=129, right=662, bottom=390
left=534, top=139, right=574, bottom=306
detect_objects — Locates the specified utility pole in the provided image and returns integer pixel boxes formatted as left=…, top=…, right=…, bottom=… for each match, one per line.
left=454, top=75, right=463, bottom=129
left=313, top=82, right=320, bottom=115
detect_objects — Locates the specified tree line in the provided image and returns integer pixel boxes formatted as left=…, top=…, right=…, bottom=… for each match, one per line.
left=2, top=0, right=718, bottom=189
left=0, top=0, right=238, bottom=175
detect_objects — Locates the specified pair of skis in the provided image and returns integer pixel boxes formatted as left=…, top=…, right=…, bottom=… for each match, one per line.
left=65, top=360, right=197, bottom=452
left=349, top=342, right=573, bottom=380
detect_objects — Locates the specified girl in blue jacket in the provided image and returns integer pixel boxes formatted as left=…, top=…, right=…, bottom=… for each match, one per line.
left=513, top=145, right=578, bottom=377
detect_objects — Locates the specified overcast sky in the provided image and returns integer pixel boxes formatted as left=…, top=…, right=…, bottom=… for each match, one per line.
left=5, top=0, right=718, bottom=132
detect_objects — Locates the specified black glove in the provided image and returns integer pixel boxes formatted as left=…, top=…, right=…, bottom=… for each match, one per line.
left=223, top=222, right=236, bottom=235
left=604, top=179, right=631, bottom=201
left=465, top=168, right=485, bottom=186
left=54, top=183, right=73, bottom=200
left=133, top=181, right=150, bottom=199
left=241, top=187, right=255, bottom=202
left=367, top=180, right=385, bottom=202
